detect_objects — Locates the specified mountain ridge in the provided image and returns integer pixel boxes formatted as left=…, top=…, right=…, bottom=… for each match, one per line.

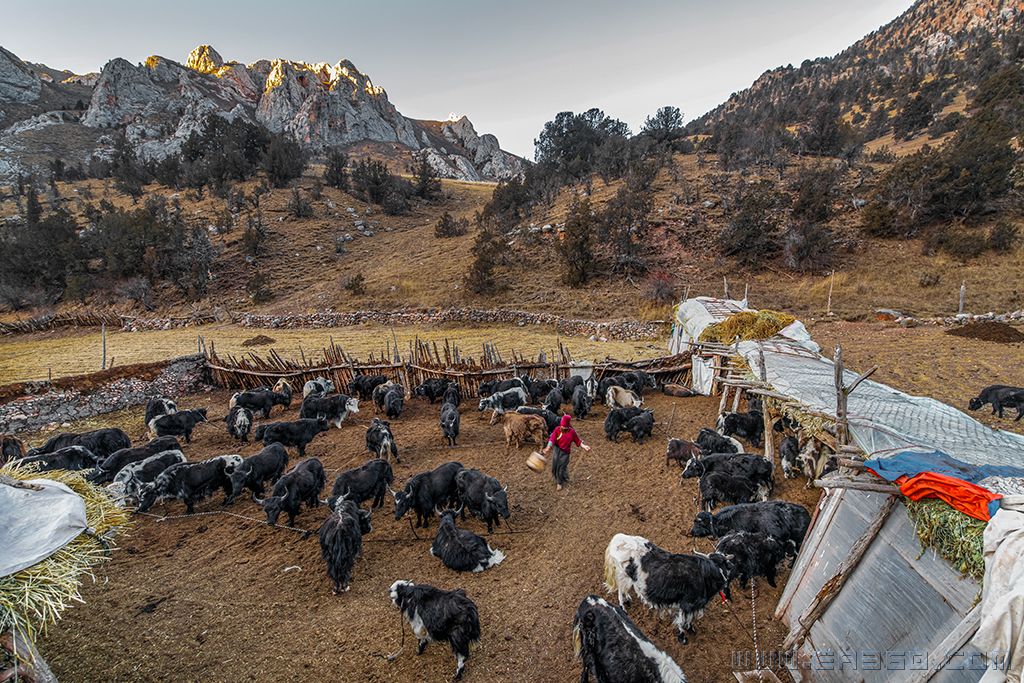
left=0, top=44, right=523, bottom=182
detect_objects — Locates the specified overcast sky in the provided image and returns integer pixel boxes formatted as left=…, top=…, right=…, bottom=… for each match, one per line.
left=5, top=0, right=914, bottom=157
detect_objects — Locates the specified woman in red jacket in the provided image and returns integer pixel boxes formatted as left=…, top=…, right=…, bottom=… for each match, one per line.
left=543, top=414, right=591, bottom=491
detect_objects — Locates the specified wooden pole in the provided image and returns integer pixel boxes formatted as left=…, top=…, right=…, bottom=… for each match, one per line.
left=833, top=346, right=846, bottom=447
left=101, top=322, right=107, bottom=370
left=723, top=276, right=729, bottom=299
left=812, top=477, right=900, bottom=494
left=826, top=270, right=835, bottom=317
left=958, top=280, right=966, bottom=315
left=783, top=495, right=899, bottom=652
left=743, top=282, right=749, bottom=303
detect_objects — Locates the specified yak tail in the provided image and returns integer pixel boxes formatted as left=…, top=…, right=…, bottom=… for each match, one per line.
left=487, top=547, right=506, bottom=568
left=603, top=544, right=618, bottom=594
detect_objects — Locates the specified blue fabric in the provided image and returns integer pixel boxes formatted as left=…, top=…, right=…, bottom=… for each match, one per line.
left=865, top=449, right=1024, bottom=484
left=990, top=499, right=1004, bottom=518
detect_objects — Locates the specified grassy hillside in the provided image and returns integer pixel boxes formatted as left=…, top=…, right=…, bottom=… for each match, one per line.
left=0, top=148, right=1020, bottom=324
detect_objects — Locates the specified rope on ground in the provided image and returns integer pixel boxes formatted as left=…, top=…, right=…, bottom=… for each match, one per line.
left=134, top=509, right=533, bottom=544
left=750, top=577, right=761, bottom=669
left=372, top=611, right=407, bottom=662
left=134, top=509, right=314, bottom=537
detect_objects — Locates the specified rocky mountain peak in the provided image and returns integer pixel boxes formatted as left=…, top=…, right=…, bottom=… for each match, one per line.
left=186, top=45, right=224, bottom=75
left=0, top=46, right=42, bottom=104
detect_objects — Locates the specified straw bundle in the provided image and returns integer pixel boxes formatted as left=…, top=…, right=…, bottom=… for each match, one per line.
left=905, top=498, right=985, bottom=581
left=0, top=464, right=131, bottom=638
left=698, top=310, right=796, bottom=343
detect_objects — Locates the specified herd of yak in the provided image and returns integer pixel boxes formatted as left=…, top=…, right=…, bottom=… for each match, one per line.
left=0, top=369, right=831, bottom=683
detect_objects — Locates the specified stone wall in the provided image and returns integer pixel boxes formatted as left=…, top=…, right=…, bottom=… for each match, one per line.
left=232, top=308, right=667, bottom=341
left=0, top=355, right=207, bottom=434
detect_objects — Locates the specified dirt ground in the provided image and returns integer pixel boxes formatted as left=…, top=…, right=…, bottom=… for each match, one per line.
left=36, top=390, right=819, bottom=683
left=807, top=319, right=1024, bottom=435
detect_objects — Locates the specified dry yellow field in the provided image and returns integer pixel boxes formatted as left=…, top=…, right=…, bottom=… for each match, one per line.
left=0, top=323, right=668, bottom=385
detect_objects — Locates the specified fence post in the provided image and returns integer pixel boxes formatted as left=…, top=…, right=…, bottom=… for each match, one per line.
left=101, top=322, right=107, bottom=370
left=723, top=276, right=729, bottom=299
left=826, top=270, right=835, bottom=317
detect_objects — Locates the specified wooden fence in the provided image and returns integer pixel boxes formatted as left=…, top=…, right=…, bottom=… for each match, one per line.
left=205, top=338, right=692, bottom=396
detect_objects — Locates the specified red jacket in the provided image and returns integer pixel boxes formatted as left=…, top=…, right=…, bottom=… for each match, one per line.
left=549, top=426, right=581, bottom=452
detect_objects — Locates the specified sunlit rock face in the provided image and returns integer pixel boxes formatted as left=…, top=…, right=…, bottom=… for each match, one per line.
left=0, top=46, right=42, bottom=103
left=70, top=44, right=523, bottom=181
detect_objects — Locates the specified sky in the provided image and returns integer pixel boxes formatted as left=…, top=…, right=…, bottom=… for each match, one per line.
left=4, top=0, right=915, bottom=158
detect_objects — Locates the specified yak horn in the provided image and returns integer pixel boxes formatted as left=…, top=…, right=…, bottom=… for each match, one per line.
left=502, top=484, right=509, bottom=493
left=252, top=496, right=265, bottom=505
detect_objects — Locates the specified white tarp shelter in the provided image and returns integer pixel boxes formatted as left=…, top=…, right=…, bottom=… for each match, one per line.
left=668, top=297, right=819, bottom=394
left=1, top=479, right=88, bottom=577
left=738, top=340, right=1024, bottom=471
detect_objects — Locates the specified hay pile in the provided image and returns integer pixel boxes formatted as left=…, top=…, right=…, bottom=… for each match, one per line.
left=0, top=465, right=130, bottom=638
left=699, top=310, right=797, bottom=343
left=905, top=498, right=985, bottom=581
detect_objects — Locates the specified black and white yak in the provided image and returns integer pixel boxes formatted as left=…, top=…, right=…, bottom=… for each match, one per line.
left=303, top=377, right=335, bottom=399
left=325, top=458, right=394, bottom=510
left=319, top=497, right=372, bottom=595
left=88, top=436, right=181, bottom=484
left=255, top=458, right=327, bottom=526
left=225, top=406, right=254, bottom=442
left=230, top=382, right=293, bottom=418
left=717, top=410, right=765, bottom=447
left=477, top=386, right=528, bottom=413
left=366, top=418, right=399, bottom=462
left=455, top=468, right=510, bottom=534
left=149, top=409, right=208, bottom=443
left=694, top=427, right=742, bottom=455
left=430, top=509, right=506, bottom=572
left=144, top=397, right=177, bottom=426
left=389, top=580, right=481, bottom=681
left=299, top=393, right=360, bottom=428
left=477, top=377, right=526, bottom=398
left=604, top=533, right=731, bottom=643
left=254, top=418, right=329, bottom=456
left=108, top=450, right=187, bottom=506
left=573, top=595, right=687, bottom=683
left=392, top=461, right=464, bottom=529
left=137, top=454, right=243, bottom=513
left=226, top=443, right=289, bottom=504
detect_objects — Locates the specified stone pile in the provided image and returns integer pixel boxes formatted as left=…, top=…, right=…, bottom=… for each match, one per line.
left=0, top=355, right=207, bottom=434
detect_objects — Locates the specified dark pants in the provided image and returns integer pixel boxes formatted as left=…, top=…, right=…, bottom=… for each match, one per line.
left=551, top=445, right=570, bottom=486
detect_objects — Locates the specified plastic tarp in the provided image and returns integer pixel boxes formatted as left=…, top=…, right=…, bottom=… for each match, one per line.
left=668, top=297, right=748, bottom=354
left=0, top=479, right=88, bottom=577
left=974, top=496, right=1024, bottom=682
left=691, top=354, right=716, bottom=395
left=739, top=341, right=1024, bottom=473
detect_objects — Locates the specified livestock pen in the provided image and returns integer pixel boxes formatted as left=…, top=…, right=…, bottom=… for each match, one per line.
left=671, top=296, right=1024, bottom=682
